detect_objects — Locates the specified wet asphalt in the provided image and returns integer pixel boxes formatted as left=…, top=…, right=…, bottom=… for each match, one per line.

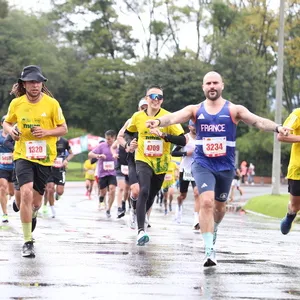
left=0, top=183, right=299, bottom=300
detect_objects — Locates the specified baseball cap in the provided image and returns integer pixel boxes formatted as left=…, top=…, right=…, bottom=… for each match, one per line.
left=138, top=98, right=148, bottom=108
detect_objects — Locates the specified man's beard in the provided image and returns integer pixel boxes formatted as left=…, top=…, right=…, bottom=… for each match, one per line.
left=26, top=90, right=41, bottom=99
left=206, top=90, right=220, bottom=101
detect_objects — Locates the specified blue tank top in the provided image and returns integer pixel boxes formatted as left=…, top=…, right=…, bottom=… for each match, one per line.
left=0, top=130, right=14, bottom=170
left=194, top=101, right=236, bottom=172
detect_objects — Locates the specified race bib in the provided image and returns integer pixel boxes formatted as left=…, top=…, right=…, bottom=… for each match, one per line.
left=103, top=161, right=115, bottom=171
left=53, top=157, right=63, bottom=168
left=144, top=140, right=163, bottom=157
left=203, top=137, right=226, bottom=157
left=121, top=165, right=129, bottom=175
left=183, top=170, right=195, bottom=181
left=25, top=140, right=47, bottom=160
left=164, top=174, right=173, bottom=181
left=87, top=169, right=95, bottom=175
left=0, top=153, right=13, bottom=164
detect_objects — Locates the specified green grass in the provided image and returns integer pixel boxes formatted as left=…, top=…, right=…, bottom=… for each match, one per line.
left=243, top=194, right=289, bottom=218
left=66, top=161, right=85, bottom=181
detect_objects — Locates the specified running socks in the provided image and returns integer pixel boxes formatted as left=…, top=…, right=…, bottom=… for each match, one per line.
left=202, top=232, right=214, bottom=255
left=22, top=223, right=32, bottom=242
left=130, top=196, right=137, bottom=210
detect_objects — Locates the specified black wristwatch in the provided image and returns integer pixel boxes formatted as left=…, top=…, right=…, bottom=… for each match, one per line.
left=275, top=124, right=282, bottom=133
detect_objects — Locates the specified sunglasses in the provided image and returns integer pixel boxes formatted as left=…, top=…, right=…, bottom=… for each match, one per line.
left=147, top=93, right=163, bottom=100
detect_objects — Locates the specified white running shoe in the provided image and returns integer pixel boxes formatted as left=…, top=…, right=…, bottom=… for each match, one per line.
left=175, top=205, right=182, bottom=224
left=203, top=250, right=217, bottom=267
left=136, top=231, right=149, bottom=246
left=129, top=209, right=137, bottom=229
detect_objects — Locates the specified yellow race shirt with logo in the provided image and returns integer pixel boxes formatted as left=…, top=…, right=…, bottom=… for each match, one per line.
left=5, top=94, right=66, bottom=166
left=284, top=108, right=300, bottom=180
left=162, top=161, right=178, bottom=189
left=84, top=159, right=96, bottom=180
left=127, top=108, right=184, bottom=174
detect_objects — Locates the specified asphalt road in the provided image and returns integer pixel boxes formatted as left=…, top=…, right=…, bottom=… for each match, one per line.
left=0, top=182, right=299, bottom=300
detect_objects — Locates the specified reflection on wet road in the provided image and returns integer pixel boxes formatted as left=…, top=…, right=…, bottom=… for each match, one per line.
left=0, top=183, right=299, bottom=299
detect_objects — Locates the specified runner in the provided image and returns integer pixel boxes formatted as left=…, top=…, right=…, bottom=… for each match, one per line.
left=0, top=116, right=14, bottom=223
left=228, top=168, right=243, bottom=202
left=277, top=108, right=300, bottom=235
left=124, top=85, right=186, bottom=246
left=83, top=157, right=97, bottom=200
left=110, top=139, right=130, bottom=218
left=161, top=160, right=178, bottom=215
left=117, top=98, right=148, bottom=229
left=172, top=120, right=200, bottom=229
left=3, top=65, right=67, bottom=257
left=88, top=130, right=117, bottom=218
left=44, top=137, right=74, bottom=217
left=146, top=71, right=289, bottom=266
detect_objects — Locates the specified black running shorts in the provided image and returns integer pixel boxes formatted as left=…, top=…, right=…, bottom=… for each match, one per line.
left=0, top=169, right=14, bottom=183
left=47, top=168, right=66, bottom=186
left=15, top=159, right=51, bottom=195
left=288, top=179, right=300, bottom=196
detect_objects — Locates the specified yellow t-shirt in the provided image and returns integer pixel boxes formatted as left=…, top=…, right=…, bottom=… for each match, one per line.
left=84, top=159, right=96, bottom=180
left=284, top=108, right=300, bottom=179
left=126, top=108, right=184, bottom=174
left=5, top=94, right=66, bottom=166
left=162, top=161, right=178, bottom=189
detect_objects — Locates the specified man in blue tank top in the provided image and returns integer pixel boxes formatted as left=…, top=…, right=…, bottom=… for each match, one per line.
left=146, top=71, right=290, bottom=267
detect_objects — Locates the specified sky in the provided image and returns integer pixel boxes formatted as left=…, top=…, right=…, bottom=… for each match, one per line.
left=9, top=0, right=281, bottom=57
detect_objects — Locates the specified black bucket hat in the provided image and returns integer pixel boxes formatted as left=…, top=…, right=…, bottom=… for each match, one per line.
left=18, top=65, right=47, bottom=83
left=1, top=115, right=6, bottom=123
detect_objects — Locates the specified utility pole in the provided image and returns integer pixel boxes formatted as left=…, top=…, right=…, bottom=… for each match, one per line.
left=271, top=0, right=285, bottom=195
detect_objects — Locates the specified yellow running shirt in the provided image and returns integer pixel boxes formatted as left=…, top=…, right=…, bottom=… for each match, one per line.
left=84, top=159, right=96, bottom=180
left=283, top=108, right=300, bottom=180
left=127, top=108, right=184, bottom=174
left=5, top=94, right=66, bottom=166
left=162, top=161, right=178, bottom=189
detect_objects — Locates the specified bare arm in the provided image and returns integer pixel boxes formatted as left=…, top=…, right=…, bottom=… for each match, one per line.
left=32, top=123, right=68, bottom=138
left=277, top=133, right=300, bottom=143
left=236, top=105, right=289, bottom=135
left=117, top=119, right=130, bottom=147
left=146, top=105, right=196, bottom=128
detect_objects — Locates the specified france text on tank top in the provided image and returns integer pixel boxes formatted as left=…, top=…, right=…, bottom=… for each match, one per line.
left=194, top=101, right=236, bottom=172
left=0, top=130, right=14, bottom=170
left=180, top=133, right=196, bottom=172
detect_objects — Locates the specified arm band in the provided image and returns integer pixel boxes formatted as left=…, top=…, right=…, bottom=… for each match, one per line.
left=164, top=133, right=186, bottom=146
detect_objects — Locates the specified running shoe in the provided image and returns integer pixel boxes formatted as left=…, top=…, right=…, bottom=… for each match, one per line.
left=54, top=193, right=61, bottom=201
left=42, top=205, right=48, bottom=214
left=164, top=209, right=167, bottom=215
left=117, top=207, right=125, bottom=219
left=98, top=202, right=105, bottom=210
left=32, top=217, right=37, bottom=232
left=106, top=210, right=111, bottom=218
left=203, top=249, right=217, bottom=267
left=193, top=223, right=200, bottom=231
left=174, top=206, right=182, bottom=224
left=13, top=200, right=19, bottom=212
left=22, top=241, right=35, bottom=258
left=136, top=231, right=149, bottom=246
left=129, top=209, right=137, bottom=229
left=280, top=213, right=297, bottom=235
left=2, top=214, right=8, bottom=223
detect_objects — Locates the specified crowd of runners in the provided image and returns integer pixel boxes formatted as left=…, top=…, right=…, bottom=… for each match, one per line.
left=1, top=65, right=298, bottom=268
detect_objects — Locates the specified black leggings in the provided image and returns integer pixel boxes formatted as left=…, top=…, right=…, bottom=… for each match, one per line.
left=136, top=161, right=165, bottom=231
